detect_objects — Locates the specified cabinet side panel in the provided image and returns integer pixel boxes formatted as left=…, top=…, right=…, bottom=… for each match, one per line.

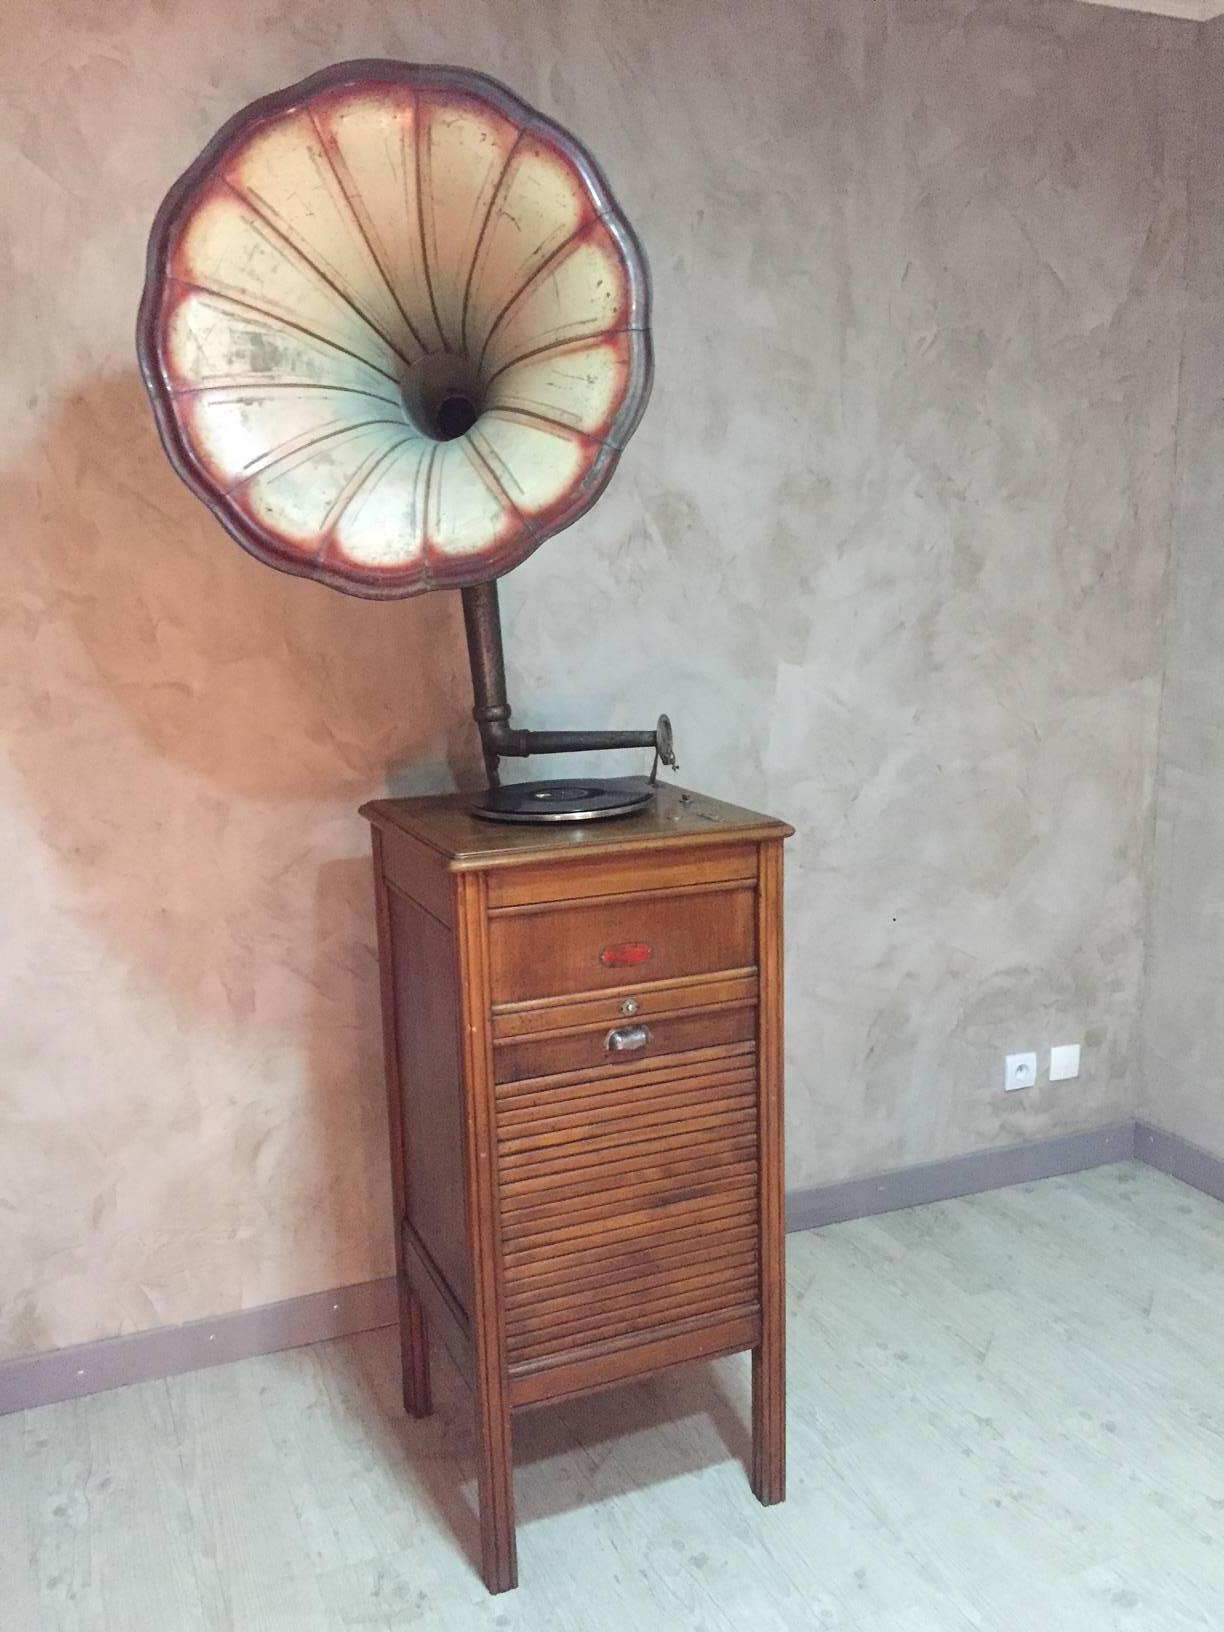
left=389, top=890, right=472, bottom=1318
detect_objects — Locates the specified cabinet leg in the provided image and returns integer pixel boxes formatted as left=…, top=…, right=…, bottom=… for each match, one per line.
left=400, top=1284, right=432, bottom=1419
left=474, top=1376, right=517, bottom=1593
left=753, top=838, right=786, bottom=1507
left=751, top=1338, right=786, bottom=1505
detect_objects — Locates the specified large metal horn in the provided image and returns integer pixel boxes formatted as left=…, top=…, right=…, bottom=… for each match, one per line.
left=138, top=60, right=669, bottom=804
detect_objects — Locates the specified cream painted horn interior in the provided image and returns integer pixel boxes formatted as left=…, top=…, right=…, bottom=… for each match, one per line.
left=138, top=62, right=653, bottom=598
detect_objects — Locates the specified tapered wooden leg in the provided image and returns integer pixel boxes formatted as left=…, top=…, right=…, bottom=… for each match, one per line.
left=455, top=872, right=519, bottom=1593
left=751, top=1337, right=785, bottom=1505
left=371, top=838, right=433, bottom=1423
left=400, top=1283, right=432, bottom=1419
left=474, top=1370, right=517, bottom=1592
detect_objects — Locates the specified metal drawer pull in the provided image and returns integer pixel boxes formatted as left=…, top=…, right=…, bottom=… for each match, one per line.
left=605, top=1024, right=652, bottom=1053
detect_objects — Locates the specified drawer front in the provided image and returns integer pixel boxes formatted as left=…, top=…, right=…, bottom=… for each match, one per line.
left=488, top=882, right=756, bottom=1004
left=494, top=999, right=756, bottom=1085
left=492, top=969, right=757, bottom=1040
left=486, top=842, right=758, bottom=909
left=495, top=1042, right=761, bottom=1371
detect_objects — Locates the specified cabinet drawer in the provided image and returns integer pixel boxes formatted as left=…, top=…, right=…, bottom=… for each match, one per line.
left=486, top=842, right=758, bottom=909
left=493, top=999, right=756, bottom=1085
left=487, top=882, right=756, bottom=1003
left=492, top=969, right=757, bottom=1040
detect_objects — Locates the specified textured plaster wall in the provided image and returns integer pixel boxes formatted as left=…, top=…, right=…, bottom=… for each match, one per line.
left=0, top=0, right=1193, bottom=1359
left=1141, top=24, right=1224, bottom=1158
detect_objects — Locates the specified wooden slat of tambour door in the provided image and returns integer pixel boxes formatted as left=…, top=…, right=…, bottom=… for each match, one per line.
left=496, top=1129, right=757, bottom=1194
left=493, top=1040, right=755, bottom=1101
left=509, top=1289, right=760, bottom=1365
left=496, top=1057, right=757, bottom=1122
left=501, top=1178, right=758, bottom=1248
left=506, top=1258, right=760, bottom=1336
left=496, top=1068, right=757, bottom=1133
left=502, top=1206, right=759, bottom=1280
left=501, top=1187, right=759, bottom=1259
left=505, top=1241, right=759, bottom=1311
left=499, top=1138, right=759, bottom=1205
left=499, top=1090, right=757, bottom=1155
left=499, top=1168, right=758, bottom=1239
left=507, top=1276, right=761, bottom=1358
left=499, top=1135, right=757, bottom=1201
left=499, top=1083, right=757, bottom=1148
left=497, top=1094, right=757, bottom=1159
left=502, top=1246, right=763, bottom=1325
left=496, top=1065, right=757, bottom=1128
left=501, top=1196, right=758, bottom=1272
left=508, top=1288, right=761, bottom=1366
left=505, top=1279, right=757, bottom=1357
left=496, top=1116, right=759, bottom=1181
left=499, top=1156, right=758, bottom=1223
left=505, top=1282, right=762, bottom=1361
left=499, top=1109, right=757, bottom=1175
left=502, top=1224, right=759, bottom=1296
left=495, top=1081, right=756, bottom=1147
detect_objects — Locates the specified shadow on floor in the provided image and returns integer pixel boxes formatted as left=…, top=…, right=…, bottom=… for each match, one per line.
left=325, top=1321, right=753, bottom=1574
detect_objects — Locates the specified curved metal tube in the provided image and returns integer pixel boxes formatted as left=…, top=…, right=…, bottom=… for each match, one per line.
left=461, top=582, right=668, bottom=786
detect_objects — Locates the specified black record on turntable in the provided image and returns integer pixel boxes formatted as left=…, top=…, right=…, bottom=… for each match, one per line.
left=470, top=778, right=655, bottom=825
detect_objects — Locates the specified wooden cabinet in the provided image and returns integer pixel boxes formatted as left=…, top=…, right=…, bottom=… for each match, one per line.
left=361, top=784, right=792, bottom=1593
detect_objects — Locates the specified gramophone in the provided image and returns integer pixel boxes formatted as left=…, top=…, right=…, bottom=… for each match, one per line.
left=138, top=65, right=791, bottom=1592
left=137, top=60, right=673, bottom=822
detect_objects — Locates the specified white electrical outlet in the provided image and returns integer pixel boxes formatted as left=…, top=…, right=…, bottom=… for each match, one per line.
left=1004, top=1052, right=1037, bottom=1092
left=1049, top=1044, right=1081, bottom=1082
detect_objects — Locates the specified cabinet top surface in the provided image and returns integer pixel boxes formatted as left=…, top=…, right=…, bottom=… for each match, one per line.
left=360, top=783, right=792, bottom=868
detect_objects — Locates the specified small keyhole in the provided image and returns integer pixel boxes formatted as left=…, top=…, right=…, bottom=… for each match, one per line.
left=621, top=997, right=640, bottom=1016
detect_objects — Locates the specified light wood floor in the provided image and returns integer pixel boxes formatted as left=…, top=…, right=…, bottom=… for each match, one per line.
left=3, top=1161, right=1222, bottom=1631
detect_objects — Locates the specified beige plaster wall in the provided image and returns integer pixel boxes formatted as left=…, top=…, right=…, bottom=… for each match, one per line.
left=1140, top=23, right=1224, bottom=1158
left=0, top=0, right=1193, bottom=1359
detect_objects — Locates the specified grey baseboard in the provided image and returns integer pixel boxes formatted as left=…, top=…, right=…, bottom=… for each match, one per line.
left=1135, top=1119, right=1224, bottom=1203
left=785, top=1121, right=1138, bottom=1232
left=0, top=1275, right=397, bottom=1417
left=6, top=1116, right=1221, bottom=1418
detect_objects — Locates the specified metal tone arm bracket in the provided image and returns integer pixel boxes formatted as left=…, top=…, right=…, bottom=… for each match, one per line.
left=461, top=581, right=676, bottom=788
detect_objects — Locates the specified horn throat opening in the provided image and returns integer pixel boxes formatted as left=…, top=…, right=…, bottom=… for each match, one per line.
left=401, top=353, right=485, bottom=442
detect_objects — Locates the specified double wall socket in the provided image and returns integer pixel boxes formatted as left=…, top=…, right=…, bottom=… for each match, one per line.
left=1004, top=1045, right=1081, bottom=1092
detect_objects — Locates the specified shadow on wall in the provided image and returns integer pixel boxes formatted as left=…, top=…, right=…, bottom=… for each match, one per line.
left=6, top=371, right=481, bottom=807
left=306, top=855, right=401, bottom=1281
left=2, top=371, right=482, bottom=1297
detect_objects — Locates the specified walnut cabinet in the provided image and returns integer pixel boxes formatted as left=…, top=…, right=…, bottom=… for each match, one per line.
left=360, top=784, right=792, bottom=1593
